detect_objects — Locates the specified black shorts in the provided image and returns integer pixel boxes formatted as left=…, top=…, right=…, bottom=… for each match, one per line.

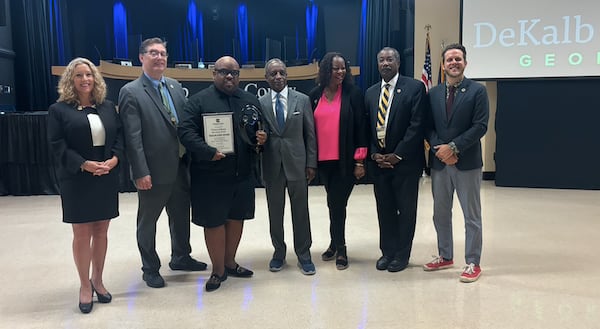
left=190, top=175, right=255, bottom=228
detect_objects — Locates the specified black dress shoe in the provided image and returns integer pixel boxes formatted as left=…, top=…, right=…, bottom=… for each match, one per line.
left=169, top=257, right=208, bottom=271
left=205, top=272, right=227, bottom=292
left=142, top=272, right=165, bottom=288
left=90, top=280, right=112, bottom=303
left=225, top=264, right=254, bottom=277
left=387, top=258, right=408, bottom=272
left=376, top=256, right=391, bottom=270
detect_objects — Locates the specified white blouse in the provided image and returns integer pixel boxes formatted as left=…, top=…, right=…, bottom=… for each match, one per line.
left=86, top=114, right=106, bottom=146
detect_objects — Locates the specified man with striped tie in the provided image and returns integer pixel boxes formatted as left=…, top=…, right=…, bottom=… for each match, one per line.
left=365, top=47, right=429, bottom=272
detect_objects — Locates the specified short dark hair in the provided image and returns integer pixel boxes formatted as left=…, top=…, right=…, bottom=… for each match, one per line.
left=442, top=43, right=466, bottom=61
left=317, top=52, right=353, bottom=87
left=378, top=47, right=401, bottom=64
left=139, top=37, right=167, bottom=55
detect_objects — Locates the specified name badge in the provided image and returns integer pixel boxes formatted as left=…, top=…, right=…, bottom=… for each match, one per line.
left=376, top=126, right=386, bottom=140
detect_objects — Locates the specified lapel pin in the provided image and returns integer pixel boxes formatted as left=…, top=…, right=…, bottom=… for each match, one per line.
left=396, top=88, right=401, bottom=93
left=170, top=84, right=174, bottom=89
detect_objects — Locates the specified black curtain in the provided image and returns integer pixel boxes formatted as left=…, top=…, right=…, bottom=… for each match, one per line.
left=495, top=79, right=600, bottom=190
left=11, top=0, right=70, bottom=111
left=360, top=0, right=414, bottom=90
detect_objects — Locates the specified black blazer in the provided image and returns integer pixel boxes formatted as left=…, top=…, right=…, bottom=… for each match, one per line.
left=365, top=76, right=428, bottom=176
left=308, top=83, right=368, bottom=177
left=48, top=100, right=124, bottom=181
left=426, top=78, right=489, bottom=171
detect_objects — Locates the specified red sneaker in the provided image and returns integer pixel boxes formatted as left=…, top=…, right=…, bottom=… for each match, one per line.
left=423, top=256, right=454, bottom=271
left=460, top=263, right=482, bottom=283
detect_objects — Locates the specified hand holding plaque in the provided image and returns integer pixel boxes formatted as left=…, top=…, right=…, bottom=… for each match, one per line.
left=202, top=112, right=235, bottom=154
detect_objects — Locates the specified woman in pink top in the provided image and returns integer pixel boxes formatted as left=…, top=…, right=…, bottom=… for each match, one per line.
left=308, top=52, right=368, bottom=270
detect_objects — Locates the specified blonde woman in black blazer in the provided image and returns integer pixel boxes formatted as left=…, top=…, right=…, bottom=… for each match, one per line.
left=48, top=57, right=123, bottom=313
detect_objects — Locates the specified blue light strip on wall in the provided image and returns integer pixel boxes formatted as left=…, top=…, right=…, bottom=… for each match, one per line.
left=357, top=0, right=367, bottom=87
left=113, top=2, right=128, bottom=59
left=186, top=0, right=204, bottom=61
left=49, top=0, right=65, bottom=65
left=198, top=13, right=204, bottom=61
left=237, top=4, right=249, bottom=63
left=306, top=3, right=317, bottom=61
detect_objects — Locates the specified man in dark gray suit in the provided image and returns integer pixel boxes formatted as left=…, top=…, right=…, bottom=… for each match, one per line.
left=258, top=58, right=317, bottom=274
left=423, top=43, right=489, bottom=283
left=365, top=47, right=428, bottom=273
left=119, top=37, right=206, bottom=288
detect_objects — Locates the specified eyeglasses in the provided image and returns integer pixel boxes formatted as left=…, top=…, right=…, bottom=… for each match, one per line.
left=215, top=69, right=240, bottom=77
left=145, top=50, right=168, bottom=58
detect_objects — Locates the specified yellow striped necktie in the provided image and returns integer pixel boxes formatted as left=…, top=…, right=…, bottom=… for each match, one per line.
left=377, top=83, right=391, bottom=147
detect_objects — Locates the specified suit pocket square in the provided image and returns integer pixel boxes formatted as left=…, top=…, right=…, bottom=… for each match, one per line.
left=293, top=111, right=300, bottom=115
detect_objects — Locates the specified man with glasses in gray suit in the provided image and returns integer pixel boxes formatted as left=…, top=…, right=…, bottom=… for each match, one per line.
left=119, top=37, right=207, bottom=289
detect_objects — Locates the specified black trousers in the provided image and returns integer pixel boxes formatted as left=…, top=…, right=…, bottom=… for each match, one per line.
left=318, top=161, right=356, bottom=248
left=373, top=170, right=420, bottom=263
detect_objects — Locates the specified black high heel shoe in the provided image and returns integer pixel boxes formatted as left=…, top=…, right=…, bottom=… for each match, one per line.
left=321, top=242, right=337, bottom=261
left=78, top=287, right=93, bottom=314
left=90, top=280, right=112, bottom=304
left=335, top=245, right=349, bottom=270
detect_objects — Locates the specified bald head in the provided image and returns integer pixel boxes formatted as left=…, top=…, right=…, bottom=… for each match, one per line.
left=213, top=56, right=241, bottom=95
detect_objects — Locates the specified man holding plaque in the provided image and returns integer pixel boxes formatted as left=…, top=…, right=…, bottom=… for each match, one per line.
left=258, top=58, right=317, bottom=275
left=119, top=37, right=207, bottom=289
left=178, top=56, right=267, bottom=292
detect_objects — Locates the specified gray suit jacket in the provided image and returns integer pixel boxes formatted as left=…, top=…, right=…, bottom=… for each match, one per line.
left=119, top=74, right=188, bottom=184
left=259, top=88, right=317, bottom=182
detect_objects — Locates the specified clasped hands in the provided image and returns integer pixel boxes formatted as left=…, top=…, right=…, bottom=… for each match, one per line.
left=372, top=153, right=400, bottom=169
left=81, top=156, right=118, bottom=176
left=434, top=144, right=458, bottom=165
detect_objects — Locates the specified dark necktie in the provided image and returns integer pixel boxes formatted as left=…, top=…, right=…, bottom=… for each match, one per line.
left=158, top=82, right=178, bottom=125
left=446, top=85, right=456, bottom=118
left=275, top=93, right=285, bottom=130
left=377, top=83, right=391, bottom=147
left=158, top=82, right=185, bottom=157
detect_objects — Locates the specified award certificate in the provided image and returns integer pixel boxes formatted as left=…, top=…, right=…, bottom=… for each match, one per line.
left=202, top=112, right=235, bottom=154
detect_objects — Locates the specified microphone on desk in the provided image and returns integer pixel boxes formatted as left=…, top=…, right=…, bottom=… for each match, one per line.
left=309, top=48, right=318, bottom=62
left=93, top=45, right=102, bottom=63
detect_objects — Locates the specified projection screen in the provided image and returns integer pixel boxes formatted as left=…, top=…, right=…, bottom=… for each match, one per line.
left=461, top=0, right=600, bottom=79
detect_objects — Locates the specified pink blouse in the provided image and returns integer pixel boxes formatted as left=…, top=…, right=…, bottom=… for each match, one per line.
left=314, top=87, right=367, bottom=162
left=314, top=88, right=342, bottom=161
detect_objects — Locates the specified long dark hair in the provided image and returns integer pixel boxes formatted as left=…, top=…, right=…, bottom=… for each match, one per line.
left=317, top=52, right=353, bottom=88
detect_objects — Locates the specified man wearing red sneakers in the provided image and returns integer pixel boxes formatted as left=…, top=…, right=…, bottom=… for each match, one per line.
left=424, top=44, right=489, bottom=283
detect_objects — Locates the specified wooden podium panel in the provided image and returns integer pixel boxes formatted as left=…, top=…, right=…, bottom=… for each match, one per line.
left=52, top=60, right=360, bottom=82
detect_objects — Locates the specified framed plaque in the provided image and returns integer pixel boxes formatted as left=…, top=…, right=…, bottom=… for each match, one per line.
left=202, top=112, right=235, bottom=154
